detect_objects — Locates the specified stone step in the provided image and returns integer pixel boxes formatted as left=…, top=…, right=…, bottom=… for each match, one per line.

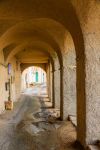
left=68, top=115, right=77, bottom=126
left=87, top=145, right=100, bottom=150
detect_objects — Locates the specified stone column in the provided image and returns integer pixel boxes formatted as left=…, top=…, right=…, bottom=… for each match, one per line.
left=77, top=3, right=100, bottom=146
left=49, top=63, right=52, bottom=102
left=60, top=66, right=76, bottom=120
left=53, top=55, right=60, bottom=110
left=52, top=69, right=55, bottom=108
left=62, top=52, right=76, bottom=120
left=54, top=68, right=60, bottom=109
left=46, top=63, right=50, bottom=98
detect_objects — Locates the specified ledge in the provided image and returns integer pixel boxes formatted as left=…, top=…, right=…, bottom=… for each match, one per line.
left=87, top=145, right=100, bottom=150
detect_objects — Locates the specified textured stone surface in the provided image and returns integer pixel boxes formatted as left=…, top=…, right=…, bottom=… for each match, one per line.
left=0, top=0, right=99, bottom=148
left=0, top=86, right=79, bottom=150
left=62, top=33, right=76, bottom=120
left=72, top=1, right=100, bottom=146
left=0, top=51, right=21, bottom=114
left=54, top=57, right=60, bottom=109
left=54, top=70, right=60, bottom=109
left=0, top=50, right=8, bottom=113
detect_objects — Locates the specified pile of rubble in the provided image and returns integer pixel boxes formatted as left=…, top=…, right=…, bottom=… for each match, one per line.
left=17, top=108, right=61, bottom=136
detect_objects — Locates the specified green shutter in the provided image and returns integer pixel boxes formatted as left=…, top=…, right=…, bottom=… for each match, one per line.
left=36, top=72, right=38, bottom=82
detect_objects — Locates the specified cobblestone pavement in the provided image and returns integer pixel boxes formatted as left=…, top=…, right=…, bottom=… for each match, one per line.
left=0, top=85, right=83, bottom=150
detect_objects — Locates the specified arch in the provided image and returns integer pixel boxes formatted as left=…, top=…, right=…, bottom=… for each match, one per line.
left=3, top=21, right=63, bottom=115
left=2, top=22, right=63, bottom=68
left=21, top=66, right=47, bottom=90
left=6, top=41, right=57, bottom=63
left=0, top=1, right=86, bottom=145
left=21, top=63, right=47, bottom=73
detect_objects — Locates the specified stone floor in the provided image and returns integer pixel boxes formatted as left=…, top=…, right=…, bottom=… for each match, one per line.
left=0, top=85, right=84, bottom=150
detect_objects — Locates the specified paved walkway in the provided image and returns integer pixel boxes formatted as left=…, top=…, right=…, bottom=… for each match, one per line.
left=0, top=85, right=83, bottom=150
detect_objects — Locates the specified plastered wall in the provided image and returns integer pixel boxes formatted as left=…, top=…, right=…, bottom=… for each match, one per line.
left=0, top=52, right=21, bottom=113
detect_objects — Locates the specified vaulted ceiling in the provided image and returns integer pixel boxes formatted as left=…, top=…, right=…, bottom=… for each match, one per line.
left=0, top=0, right=85, bottom=66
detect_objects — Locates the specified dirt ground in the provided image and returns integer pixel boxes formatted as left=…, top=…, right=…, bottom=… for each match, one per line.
left=0, top=85, right=83, bottom=150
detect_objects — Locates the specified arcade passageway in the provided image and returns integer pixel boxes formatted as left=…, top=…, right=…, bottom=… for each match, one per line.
left=0, top=0, right=100, bottom=149
left=0, top=85, right=79, bottom=150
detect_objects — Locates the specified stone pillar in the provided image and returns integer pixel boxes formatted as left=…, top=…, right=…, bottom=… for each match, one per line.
left=77, top=3, right=100, bottom=146
left=46, top=63, right=51, bottom=98
left=78, top=33, right=100, bottom=146
left=46, top=62, right=55, bottom=106
left=53, top=56, right=60, bottom=110
left=15, top=62, right=21, bottom=99
left=54, top=68, right=60, bottom=109
left=49, top=63, right=52, bottom=102
left=52, top=69, right=55, bottom=108
left=61, top=67, right=76, bottom=120
left=62, top=51, right=76, bottom=120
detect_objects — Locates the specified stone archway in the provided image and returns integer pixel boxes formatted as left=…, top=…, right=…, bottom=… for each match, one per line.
left=0, top=1, right=93, bottom=146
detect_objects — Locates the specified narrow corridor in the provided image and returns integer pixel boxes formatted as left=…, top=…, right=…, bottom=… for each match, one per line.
left=0, top=1, right=99, bottom=149
left=0, top=85, right=81, bottom=150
